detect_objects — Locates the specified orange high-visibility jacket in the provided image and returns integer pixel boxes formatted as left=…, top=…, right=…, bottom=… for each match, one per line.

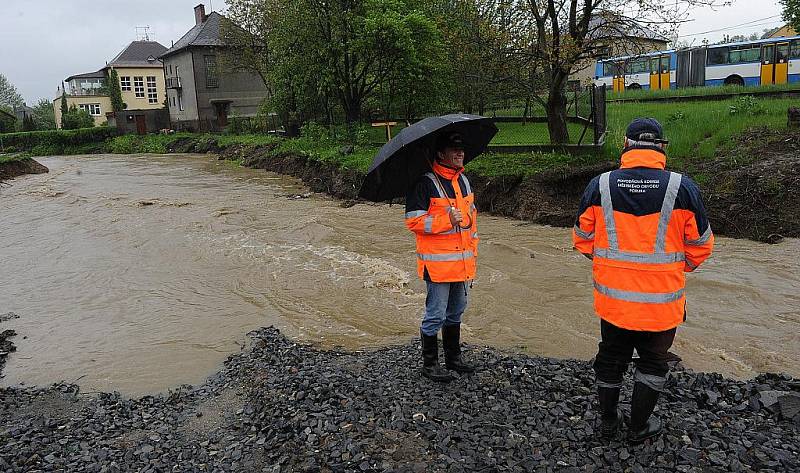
left=572, top=147, right=715, bottom=331
left=405, top=161, right=478, bottom=283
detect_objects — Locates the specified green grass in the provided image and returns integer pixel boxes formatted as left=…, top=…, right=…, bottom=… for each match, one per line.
left=105, top=133, right=281, bottom=154
left=0, top=154, right=29, bottom=164
left=610, top=83, right=800, bottom=101
left=466, top=151, right=601, bottom=177
left=9, top=96, right=794, bottom=180
left=365, top=120, right=591, bottom=145
left=215, top=133, right=281, bottom=147
left=604, top=96, right=798, bottom=164
left=491, top=121, right=591, bottom=145
left=276, top=136, right=378, bottom=172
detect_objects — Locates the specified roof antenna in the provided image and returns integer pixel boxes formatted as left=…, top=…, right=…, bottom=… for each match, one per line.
left=209, top=1, right=213, bottom=12
left=135, top=26, right=151, bottom=41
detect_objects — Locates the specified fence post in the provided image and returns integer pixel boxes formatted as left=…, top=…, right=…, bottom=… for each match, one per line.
left=789, top=107, right=800, bottom=128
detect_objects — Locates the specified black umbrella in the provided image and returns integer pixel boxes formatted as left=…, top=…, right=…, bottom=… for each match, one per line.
left=358, top=114, right=498, bottom=202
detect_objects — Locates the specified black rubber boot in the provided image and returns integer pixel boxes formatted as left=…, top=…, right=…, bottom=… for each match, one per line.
left=421, top=330, right=454, bottom=382
left=627, top=382, right=663, bottom=444
left=597, top=386, right=622, bottom=439
left=442, top=324, right=475, bottom=374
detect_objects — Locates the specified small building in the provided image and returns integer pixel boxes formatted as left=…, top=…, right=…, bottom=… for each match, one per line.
left=570, top=13, right=670, bottom=87
left=160, top=4, right=269, bottom=131
left=54, top=41, right=168, bottom=129
left=12, top=104, right=35, bottom=123
left=54, top=70, right=113, bottom=128
left=0, top=108, right=15, bottom=133
left=764, top=24, right=799, bottom=39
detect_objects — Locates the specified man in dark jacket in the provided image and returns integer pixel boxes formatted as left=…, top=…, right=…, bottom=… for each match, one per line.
left=573, top=118, right=714, bottom=443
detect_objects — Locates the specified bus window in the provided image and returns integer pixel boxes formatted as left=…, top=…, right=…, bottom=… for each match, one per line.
left=741, top=47, right=761, bottom=63
left=660, top=55, right=671, bottom=72
left=650, top=57, right=660, bottom=73
left=792, top=40, right=800, bottom=59
left=776, top=43, right=790, bottom=63
left=707, top=47, right=729, bottom=65
left=629, top=59, right=648, bottom=74
left=603, top=62, right=616, bottom=76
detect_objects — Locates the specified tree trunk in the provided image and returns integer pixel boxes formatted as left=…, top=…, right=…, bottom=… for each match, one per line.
left=344, top=99, right=361, bottom=124
left=546, top=71, right=570, bottom=144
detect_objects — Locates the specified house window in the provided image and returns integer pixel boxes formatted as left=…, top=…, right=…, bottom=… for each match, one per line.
left=169, top=64, right=173, bottom=75
left=134, top=76, right=145, bottom=98
left=120, top=76, right=131, bottom=91
left=79, top=103, right=102, bottom=116
left=204, top=55, right=218, bottom=88
left=147, top=76, right=158, bottom=104
left=177, top=91, right=184, bottom=111
left=595, top=45, right=612, bottom=59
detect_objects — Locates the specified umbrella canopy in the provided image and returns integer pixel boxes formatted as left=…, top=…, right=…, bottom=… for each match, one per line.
left=358, top=114, right=498, bottom=202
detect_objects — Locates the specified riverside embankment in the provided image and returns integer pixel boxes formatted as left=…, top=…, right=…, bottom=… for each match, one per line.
left=4, top=125, right=800, bottom=242
left=0, top=155, right=48, bottom=182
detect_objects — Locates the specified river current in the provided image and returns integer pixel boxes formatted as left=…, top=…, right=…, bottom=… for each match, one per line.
left=1, top=154, right=797, bottom=395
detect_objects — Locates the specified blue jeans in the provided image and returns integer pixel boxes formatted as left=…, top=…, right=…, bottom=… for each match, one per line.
left=420, top=280, right=469, bottom=336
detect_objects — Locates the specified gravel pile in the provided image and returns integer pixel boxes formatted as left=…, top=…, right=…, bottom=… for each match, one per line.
left=0, top=312, right=20, bottom=380
left=1, top=327, right=798, bottom=472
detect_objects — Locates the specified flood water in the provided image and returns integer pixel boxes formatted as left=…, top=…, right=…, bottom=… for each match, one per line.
left=1, top=154, right=798, bottom=396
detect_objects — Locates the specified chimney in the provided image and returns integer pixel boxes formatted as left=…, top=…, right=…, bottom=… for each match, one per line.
left=194, top=4, right=207, bottom=25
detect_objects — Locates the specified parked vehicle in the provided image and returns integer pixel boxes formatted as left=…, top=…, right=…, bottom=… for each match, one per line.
left=595, top=35, right=800, bottom=92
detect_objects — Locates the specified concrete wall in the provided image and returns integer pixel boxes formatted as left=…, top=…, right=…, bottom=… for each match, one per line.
left=163, top=51, right=200, bottom=128
left=113, top=108, right=170, bottom=135
left=53, top=95, right=113, bottom=129
left=114, top=66, right=167, bottom=111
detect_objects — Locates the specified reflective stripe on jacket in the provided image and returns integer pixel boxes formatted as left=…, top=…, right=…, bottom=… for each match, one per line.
left=405, top=161, right=478, bottom=282
left=572, top=147, right=715, bottom=331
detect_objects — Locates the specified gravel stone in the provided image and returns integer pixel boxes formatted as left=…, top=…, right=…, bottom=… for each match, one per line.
left=1, top=327, right=798, bottom=472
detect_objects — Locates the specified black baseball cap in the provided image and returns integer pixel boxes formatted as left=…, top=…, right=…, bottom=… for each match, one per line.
left=436, top=132, right=465, bottom=151
left=625, top=118, right=668, bottom=144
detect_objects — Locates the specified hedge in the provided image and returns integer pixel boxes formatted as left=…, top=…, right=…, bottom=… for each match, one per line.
left=0, top=127, right=116, bottom=153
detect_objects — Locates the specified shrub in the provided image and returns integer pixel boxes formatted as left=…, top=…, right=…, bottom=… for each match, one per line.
left=62, top=105, right=95, bottom=130
left=0, top=127, right=116, bottom=153
left=729, top=96, right=766, bottom=116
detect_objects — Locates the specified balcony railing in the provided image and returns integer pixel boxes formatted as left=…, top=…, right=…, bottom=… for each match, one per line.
left=166, top=76, right=182, bottom=89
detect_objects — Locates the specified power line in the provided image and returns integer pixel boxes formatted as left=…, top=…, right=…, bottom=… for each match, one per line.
left=676, top=14, right=783, bottom=38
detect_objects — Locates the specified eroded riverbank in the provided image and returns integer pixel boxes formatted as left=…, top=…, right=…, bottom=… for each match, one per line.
left=0, top=157, right=48, bottom=182
left=0, top=154, right=798, bottom=397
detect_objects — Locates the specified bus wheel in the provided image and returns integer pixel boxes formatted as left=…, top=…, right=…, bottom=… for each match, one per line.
left=724, top=76, right=745, bottom=86
left=628, top=83, right=642, bottom=90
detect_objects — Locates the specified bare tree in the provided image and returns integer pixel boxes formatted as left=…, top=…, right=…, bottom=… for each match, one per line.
left=511, top=0, right=731, bottom=144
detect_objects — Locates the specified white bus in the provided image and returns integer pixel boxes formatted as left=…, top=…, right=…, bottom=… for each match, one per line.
left=596, top=35, right=800, bottom=92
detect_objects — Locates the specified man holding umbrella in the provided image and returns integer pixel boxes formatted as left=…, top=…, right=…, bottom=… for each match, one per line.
left=358, top=114, right=497, bottom=383
left=405, top=132, right=478, bottom=382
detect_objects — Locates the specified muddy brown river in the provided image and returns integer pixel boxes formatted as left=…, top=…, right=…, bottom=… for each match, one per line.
left=1, top=154, right=798, bottom=396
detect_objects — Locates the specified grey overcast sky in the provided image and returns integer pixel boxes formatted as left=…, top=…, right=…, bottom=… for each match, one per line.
left=0, top=0, right=787, bottom=105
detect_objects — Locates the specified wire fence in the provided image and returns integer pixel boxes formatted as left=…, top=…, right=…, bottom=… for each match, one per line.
left=367, top=85, right=607, bottom=148
left=223, top=85, right=607, bottom=150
